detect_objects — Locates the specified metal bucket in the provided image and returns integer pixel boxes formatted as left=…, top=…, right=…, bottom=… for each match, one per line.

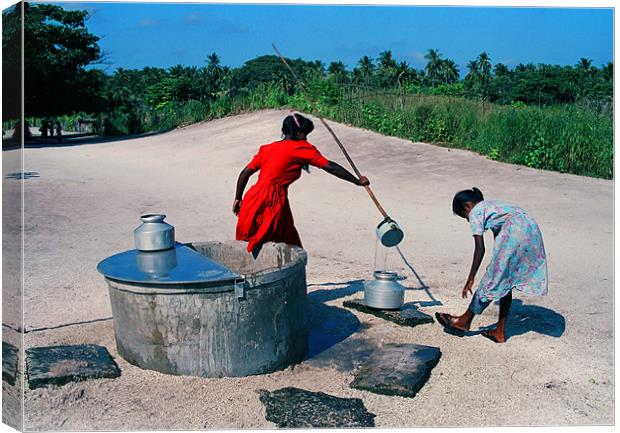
left=376, top=217, right=404, bottom=247
left=363, top=270, right=405, bottom=310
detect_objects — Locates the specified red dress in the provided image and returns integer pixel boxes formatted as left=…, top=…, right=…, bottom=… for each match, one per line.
left=236, top=139, right=329, bottom=252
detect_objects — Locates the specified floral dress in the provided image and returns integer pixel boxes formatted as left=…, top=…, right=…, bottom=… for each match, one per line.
left=235, top=139, right=329, bottom=253
left=469, top=200, right=548, bottom=302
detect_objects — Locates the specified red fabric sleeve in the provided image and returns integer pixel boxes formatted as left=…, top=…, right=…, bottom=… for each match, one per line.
left=246, top=146, right=263, bottom=170
left=295, top=142, right=329, bottom=169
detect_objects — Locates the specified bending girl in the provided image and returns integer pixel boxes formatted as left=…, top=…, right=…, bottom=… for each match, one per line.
left=436, top=187, right=548, bottom=343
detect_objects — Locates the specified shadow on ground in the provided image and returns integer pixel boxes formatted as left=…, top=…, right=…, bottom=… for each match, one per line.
left=472, top=299, right=566, bottom=340
left=3, top=130, right=172, bottom=150
left=305, top=280, right=364, bottom=360
left=505, top=299, right=566, bottom=339
left=307, top=279, right=364, bottom=303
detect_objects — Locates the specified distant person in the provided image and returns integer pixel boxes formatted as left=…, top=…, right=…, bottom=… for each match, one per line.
left=233, top=112, right=369, bottom=255
left=39, top=120, right=48, bottom=138
left=55, top=120, right=62, bottom=143
left=13, top=119, right=31, bottom=142
left=435, top=188, right=548, bottom=343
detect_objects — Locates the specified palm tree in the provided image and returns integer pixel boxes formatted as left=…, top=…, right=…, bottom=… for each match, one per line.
left=168, top=64, right=187, bottom=78
left=465, top=59, right=479, bottom=80
left=476, top=52, right=492, bottom=109
left=395, top=61, right=411, bottom=108
left=395, top=61, right=411, bottom=83
left=378, top=50, right=396, bottom=69
left=440, top=59, right=459, bottom=84
left=328, top=61, right=348, bottom=83
left=351, top=67, right=363, bottom=84
left=464, top=59, right=480, bottom=97
left=424, top=49, right=443, bottom=85
left=328, top=61, right=346, bottom=75
left=577, top=57, right=593, bottom=71
left=206, top=53, right=222, bottom=76
left=477, top=52, right=492, bottom=80
left=205, top=52, right=223, bottom=94
left=357, top=56, right=375, bottom=86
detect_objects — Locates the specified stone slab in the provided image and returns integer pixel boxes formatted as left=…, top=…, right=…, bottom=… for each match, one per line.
left=259, top=387, right=376, bottom=428
left=343, top=299, right=434, bottom=327
left=350, top=343, right=441, bottom=398
left=2, top=341, right=19, bottom=385
left=26, top=344, right=120, bottom=389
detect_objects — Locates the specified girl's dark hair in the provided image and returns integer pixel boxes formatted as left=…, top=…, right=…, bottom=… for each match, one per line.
left=282, top=113, right=314, bottom=139
left=452, top=187, right=484, bottom=215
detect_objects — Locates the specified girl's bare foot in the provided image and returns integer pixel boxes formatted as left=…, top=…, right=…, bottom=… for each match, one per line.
left=481, top=329, right=506, bottom=343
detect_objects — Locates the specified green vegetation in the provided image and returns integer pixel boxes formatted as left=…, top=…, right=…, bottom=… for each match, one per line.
left=2, top=3, right=613, bottom=179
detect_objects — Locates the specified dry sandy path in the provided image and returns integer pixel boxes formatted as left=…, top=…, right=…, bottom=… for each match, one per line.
left=2, top=109, right=613, bottom=429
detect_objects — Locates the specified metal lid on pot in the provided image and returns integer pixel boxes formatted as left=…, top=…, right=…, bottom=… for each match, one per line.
left=97, top=243, right=240, bottom=285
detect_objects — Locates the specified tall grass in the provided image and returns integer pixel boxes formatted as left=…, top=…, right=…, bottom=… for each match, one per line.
left=288, top=85, right=613, bottom=179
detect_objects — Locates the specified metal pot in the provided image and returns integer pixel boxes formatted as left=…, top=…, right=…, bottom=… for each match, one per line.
left=376, top=217, right=404, bottom=247
left=133, top=214, right=175, bottom=251
left=364, top=270, right=405, bottom=310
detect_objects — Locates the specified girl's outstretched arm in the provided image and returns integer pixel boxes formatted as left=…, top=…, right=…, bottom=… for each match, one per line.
left=233, top=166, right=258, bottom=215
left=462, top=235, right=485, bottom=298
left=322, top=161, right=369, bottom=186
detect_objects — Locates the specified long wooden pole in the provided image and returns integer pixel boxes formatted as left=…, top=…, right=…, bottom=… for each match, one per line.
left=272, top=44, right=390, bottom=219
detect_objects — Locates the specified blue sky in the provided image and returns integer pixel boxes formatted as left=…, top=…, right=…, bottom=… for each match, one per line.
left=56, top=2, right=613, bottom=75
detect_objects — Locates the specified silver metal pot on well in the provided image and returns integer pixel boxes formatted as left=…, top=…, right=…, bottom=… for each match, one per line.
left=133, top=214, right=175, bottom=251
left=364, top=270, right=405, bottom=310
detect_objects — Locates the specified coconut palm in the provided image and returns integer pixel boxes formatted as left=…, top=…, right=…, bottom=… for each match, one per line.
left=424, top=49, right=443, bottom=85
left=328, top=61, right=346, bottom=75
left=206, top=53, right=222, bottom=77
left=395, top=60, right=411, bottom=108
left=577, top=57, right=593, bottom=71
left=395, top=61, right=411, bottom=84
left=464, top=60, right=480, bottom=98
left=168, top=64, right=186, bottom=78
left=440, top=59, right=459, bottom=84
left=378, top=50, right=397, bottom=69
left=477, top=52, right=492, bottom=81
left=327, top=61, right=348, bottom=83
left=376, top=50, right=397, bottom=87
left=357, top=56, right=375, bottom=86
left=351, top=67, right=363, bottom=84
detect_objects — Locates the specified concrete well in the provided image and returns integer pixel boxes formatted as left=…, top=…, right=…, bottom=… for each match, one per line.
left=105, top=241, right=308, bottom=377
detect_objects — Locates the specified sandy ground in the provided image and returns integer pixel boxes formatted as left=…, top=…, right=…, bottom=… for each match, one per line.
left=1, top=109, right=614, bottom=429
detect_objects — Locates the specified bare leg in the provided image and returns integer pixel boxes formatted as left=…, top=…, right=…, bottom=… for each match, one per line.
left=482, top=291, right=512, bottom=343
left=451, top=309, right=475, bottom=331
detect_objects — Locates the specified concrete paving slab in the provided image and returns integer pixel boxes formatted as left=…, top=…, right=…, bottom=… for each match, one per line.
left=343, top=298, right=434, bottom=327
left=350, top=343, right=441, bottom=398
left=26, top=344, right=120, bottom=389
left=259, top=387, right=376, bottom=427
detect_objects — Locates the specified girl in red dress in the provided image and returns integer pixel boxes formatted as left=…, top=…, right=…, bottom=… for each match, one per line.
left=234, top=113, right=369, bottom=254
